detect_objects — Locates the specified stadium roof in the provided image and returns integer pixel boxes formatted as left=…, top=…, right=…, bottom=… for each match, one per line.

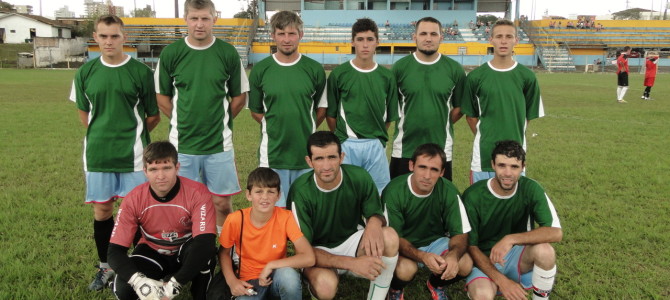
left=263, top=0, right=511, bottom=13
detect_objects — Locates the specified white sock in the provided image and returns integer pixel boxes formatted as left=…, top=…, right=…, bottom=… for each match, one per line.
left=216, top=225, right=222, bottom=235
left=532, top=265, right=556, bottom=300
left=367, top=254, right=398, bottom=300
left=617, top=86, right=622, bottom=100
left=99, top=262, right=111, bottom=269
left=620, top=87, right=628, bottom=100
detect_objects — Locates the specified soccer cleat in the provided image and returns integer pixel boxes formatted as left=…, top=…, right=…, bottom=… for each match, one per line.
left=89, top=266, right=115, bottom=291
left=617, top=100, right=628, bottom=103
left=426, top=280, right=449, bottom=300
left=387, top=288, right=404, bottom=300
left=641, top=96, right=646, bottom=99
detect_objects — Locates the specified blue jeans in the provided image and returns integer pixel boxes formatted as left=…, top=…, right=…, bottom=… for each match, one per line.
left=235, top=267, right=302, bottom=300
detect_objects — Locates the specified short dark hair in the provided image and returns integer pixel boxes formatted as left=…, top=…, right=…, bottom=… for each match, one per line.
left=491, top=19, right=516, bottom=37
left=184, top=0, right=216, bottom=17
left=306, top=131, right=341, bottom=158
left=270, top=10, right=303, bottom=34
left=246, top=167, right=281, bottom=191
left=410, top=143, right=447, bottom=170
left=352, top=18, right=378, bottom=40
left=623, top=46, right=631, bottom=51
left=415, top=17, right=442, bottom=34
left=143, top=141, right=178, bottom=167
left=491, top=140, right=526, bottom=163
left=95, top=15, right=124, bottom=31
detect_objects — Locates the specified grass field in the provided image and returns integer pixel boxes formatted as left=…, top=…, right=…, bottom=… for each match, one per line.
left=1, top=68, right=669, bottom=299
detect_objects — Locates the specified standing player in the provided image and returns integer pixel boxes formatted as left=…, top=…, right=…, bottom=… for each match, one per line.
left=248, top=11, right=327, bottom=207
left=463, top=140, right=562, bottom=300
left=70, top=15, right=160, bottom=291
left=384, top=143, right=472, bottom=300
left=616, top=46, right=631, bottom=103
left=390, top=17, right=466, bottom=181
left=155, top=0, right=249, bottom=231
left=108, top=141, right=217, bottom=300
left=460, top=19, right=544, bottom=184
left=326, top=18, right=399, bottom=193
left=287, top=131, right=399, bottom=300
left=641, top=51, right=659, bottom=100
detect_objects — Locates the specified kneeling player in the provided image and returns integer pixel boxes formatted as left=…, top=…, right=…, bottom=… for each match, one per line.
left=384, top=143, right=472, bottom=299
left=108, top=141, right=217, bottom=300
left=463, top=140, right=562, bottom=300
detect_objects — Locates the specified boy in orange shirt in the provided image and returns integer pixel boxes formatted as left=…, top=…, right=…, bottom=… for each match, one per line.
left=219, top=168, right=315, bottom=299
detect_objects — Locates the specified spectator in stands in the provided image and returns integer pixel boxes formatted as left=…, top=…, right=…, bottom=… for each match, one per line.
left=557, top=21, right=562, bottom=30
left=616, top=46, right=632, bottom=103
left=460, top=19, right=544, bottom=184
left=247, top=10, right=327, bottom=208
left=469, top=20, right=475, bottom=30
left=549, top=21, right=555, bottom=29
left=386, top=20, right=390, bottom=28
left=453, top=19, right=459, bottom=28
left=566, top=21, right=574, bottom=29
left=484, top=25, right=491, bottom=38
left=642, top=52, right=659, bottom=100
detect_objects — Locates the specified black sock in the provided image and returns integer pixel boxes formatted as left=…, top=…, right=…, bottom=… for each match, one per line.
left=429, top=273, right=464, bottom=288
left=93, top=217, right=115, bottom=263
left=390, top=276, right=413, bottom=290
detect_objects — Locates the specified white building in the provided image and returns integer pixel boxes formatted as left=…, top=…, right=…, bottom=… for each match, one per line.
left=0, top=13, right=72, bottom=44
left=55, top=6, right=76, bottom=18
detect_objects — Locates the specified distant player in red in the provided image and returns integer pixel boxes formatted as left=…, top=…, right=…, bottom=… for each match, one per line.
left=642, top=52, right=659, bottom=101
left=108, top=141, right=217, bottom=300
left=616, top=46, right=631, bottom=103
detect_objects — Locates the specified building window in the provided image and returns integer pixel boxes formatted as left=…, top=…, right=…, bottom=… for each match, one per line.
left=10, top=30, right=16, bottom=33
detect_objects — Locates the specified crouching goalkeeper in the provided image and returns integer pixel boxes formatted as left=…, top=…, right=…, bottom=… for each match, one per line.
left=108, top=141, right=217, bottom=300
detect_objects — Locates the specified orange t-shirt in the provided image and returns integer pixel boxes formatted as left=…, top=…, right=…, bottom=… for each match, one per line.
left=219, top=207, right=304, bottom=281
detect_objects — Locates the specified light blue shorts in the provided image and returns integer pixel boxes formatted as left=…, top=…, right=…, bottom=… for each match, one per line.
left=465, top=245, right=532, bottom=291
left=417, top=237, right=451, bottom=268
left=341, top=139, right=390, bottom=193
left=272, top=168, right=310, bottom=208
left=178, top=151, right=241, bottom=196
left=470, top=171, right=526, bottom=185
left=85, top=171, right=146, bottom=203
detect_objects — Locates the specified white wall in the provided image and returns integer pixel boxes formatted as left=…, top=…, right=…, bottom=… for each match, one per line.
left=34, top=37, right=87, bottom=67
left=0, top=15, right=68, bottom=43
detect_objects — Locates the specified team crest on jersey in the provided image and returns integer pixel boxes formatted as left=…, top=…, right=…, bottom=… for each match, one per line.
left=162, top=231, right=179, bottom=241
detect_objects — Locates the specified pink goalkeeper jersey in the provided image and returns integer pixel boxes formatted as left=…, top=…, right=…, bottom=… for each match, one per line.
left=111, top=176, right=216, bottom=254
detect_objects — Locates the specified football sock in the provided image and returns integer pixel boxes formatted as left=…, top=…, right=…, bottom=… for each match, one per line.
left=99, top=262, right=110, bottom=269
left=367, top=254, right=398, bottom=300
left=216, top=225, right=223, bottom=235
left=616, top=86, right=622, bottom=100
left=531, top=265, right=556, bottom=300
left=620, top=87, right=628, bottom=100
left=390, top=276, right=412, bottom=291
left=94, top=217, right=115, bottom=263
left=429, top=273, right=464, bottom=288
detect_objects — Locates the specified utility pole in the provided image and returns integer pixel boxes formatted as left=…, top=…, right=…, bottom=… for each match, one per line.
left=175, top=0, right=179, bottom=17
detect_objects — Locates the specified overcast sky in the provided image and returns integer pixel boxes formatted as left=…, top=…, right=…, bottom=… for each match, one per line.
left=8, top=0, right=666, bottom=19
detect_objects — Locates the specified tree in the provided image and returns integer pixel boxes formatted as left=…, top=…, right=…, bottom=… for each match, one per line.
left=477, top=14, right=498, bottom=25
left=131, top=5, right=155, bottom=18
left=612, top=8, right=646, bottom=20
left=0, top=0, right=14, bottom=11
left=233, top=0, right=258, bottom=19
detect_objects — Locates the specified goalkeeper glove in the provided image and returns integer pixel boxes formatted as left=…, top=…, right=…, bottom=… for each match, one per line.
left=128, top=272, right=164, bottom=300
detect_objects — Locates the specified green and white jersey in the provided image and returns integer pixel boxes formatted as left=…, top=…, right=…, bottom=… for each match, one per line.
left=384, top=173, right=470, bottom=248
left=460, top=61, right=544, bottom=172
left=248, top=54, right=327, bottom=169
left=462, top=176, right=561, bottom=256
left=155, top=37, right=249, bottom=154
left=287, top=164, right=385, bottom=248
left=70, top=56, right=158, bottom=172
left=391, top=53, right=466, bottom=161
left=326, top=60, right=399, bottom=144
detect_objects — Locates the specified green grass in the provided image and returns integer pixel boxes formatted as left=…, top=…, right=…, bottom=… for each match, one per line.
left=0, top=44, right=33, bottom=68
left=0, top=69, right=669, bottom=299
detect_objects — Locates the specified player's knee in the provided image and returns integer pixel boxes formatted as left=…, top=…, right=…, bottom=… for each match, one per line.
left=211, top=195, right=232, bottom=214
left=93, top=202, right=114, bottom=220
left=467, top=279, right=497, bottom=300
left=382, top=226, right=399, bottom=254
left=305, top=269, right=338, bottom=299
left=529, top=243, right=556, bottom=267
left=458, top=252, right=473, bottom=276
left=394, top=256, right=418, bottom=281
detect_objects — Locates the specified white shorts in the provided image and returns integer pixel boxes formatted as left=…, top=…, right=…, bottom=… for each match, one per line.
left=315, top=229, right=365, bottom=276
